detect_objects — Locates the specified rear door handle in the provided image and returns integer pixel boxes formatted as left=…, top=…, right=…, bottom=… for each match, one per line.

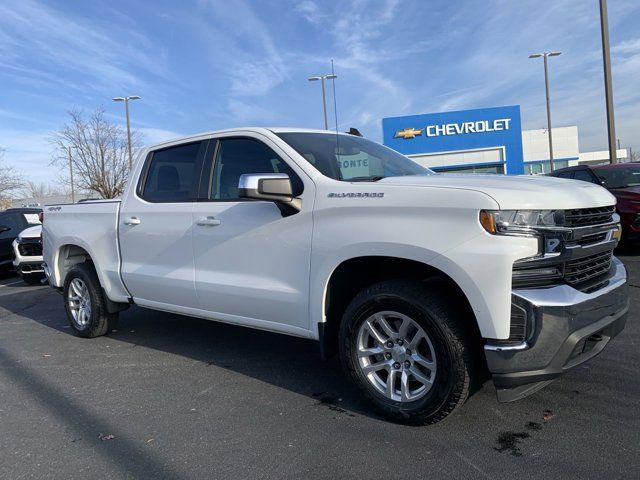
left=196, top=216, right=221, bottom=226
left=124, top=216, right=141, bottom=226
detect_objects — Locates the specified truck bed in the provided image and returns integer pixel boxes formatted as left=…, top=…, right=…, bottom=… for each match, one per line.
left=42, top=200, right=131, bottom=303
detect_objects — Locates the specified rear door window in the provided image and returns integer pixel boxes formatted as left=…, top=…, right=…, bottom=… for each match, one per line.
left=140, top=141, right=207, bottom=202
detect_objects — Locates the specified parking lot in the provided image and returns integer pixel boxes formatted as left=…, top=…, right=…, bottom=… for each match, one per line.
left=0, top=255, right=638, bottom=480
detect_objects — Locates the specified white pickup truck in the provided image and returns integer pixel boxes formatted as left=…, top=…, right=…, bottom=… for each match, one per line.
left=42, top=128, right=628, bottom=424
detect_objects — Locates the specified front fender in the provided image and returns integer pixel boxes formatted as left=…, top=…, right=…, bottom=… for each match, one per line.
left=310, top=235, right=537, bottom=340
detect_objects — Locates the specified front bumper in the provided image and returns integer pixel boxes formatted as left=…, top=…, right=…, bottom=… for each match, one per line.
left=485, top=256, right=628, bottom=402
left=12, top=239, right=44, bottom=275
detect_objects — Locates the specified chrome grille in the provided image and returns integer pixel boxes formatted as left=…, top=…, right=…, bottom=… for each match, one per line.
left=565, top=206, right=615, bottom=227
left=564, top=251, right=613, bottom=286
left=17, top=241, right=42, bottom=257
left=512, top=204, right=618, bottom=290
left=573, top=232, right=608, bottom=247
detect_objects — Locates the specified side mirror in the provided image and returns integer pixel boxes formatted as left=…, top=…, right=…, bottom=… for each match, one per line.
left=238, top=173, right=294, bottom=203
left=0, top=226, right=11, bottom=234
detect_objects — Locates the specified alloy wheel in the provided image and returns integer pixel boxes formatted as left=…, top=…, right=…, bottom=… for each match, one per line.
left=356, top=310, right=437, bottom=402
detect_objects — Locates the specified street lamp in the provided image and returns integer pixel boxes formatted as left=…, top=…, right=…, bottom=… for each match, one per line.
left=308, top=74, right=337, bottom=130
left=112, top=95, right=141, bottom=169
left=529, top=52, right=561, bottom=172
left=599, top=0, right=617, bottom=164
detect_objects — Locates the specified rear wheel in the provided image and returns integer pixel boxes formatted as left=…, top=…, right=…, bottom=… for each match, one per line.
left=63, top=263, right=118, bottom=338
left=339, top=280, right=474, bottom=425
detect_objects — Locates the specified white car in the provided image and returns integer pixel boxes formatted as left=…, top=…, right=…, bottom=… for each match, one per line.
left=42, top=128, right=628, bottom=424
left=13, top=224, right=45, bottom=285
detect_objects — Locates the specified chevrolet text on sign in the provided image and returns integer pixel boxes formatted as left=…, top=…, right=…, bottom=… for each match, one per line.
left=425, top=118, right=511, bottom=137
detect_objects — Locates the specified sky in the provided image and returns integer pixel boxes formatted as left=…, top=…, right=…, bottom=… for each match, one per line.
left=0, top=0, right=639, bottom=186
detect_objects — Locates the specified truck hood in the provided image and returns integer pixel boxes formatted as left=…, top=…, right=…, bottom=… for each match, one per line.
left=18, top=225, right=42, bottom=240
left=379, top=174, right=617, bottom=210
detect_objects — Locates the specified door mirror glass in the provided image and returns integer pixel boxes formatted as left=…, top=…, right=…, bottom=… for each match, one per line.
left=238, top=173, right=294, bottom=203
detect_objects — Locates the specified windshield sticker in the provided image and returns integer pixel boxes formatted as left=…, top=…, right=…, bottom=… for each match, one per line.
left=23, top=214, right=41, bottom=224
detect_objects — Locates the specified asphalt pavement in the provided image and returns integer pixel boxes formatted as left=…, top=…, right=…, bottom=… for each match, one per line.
left=0, top=255, right=639, bottom=480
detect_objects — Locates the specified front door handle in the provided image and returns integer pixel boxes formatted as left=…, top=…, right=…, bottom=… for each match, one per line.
left=124, top=216, right=141, bottom=226
left=196, top=216, right=221, bottom=226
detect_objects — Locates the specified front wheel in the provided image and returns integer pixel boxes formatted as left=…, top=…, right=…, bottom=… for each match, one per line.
left=339, top=280, right=475, bottom=425
left=63, top=263, right=118, bottom=338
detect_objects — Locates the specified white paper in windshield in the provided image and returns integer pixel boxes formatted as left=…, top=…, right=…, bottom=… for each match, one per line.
left=23, top=213, right=41, bottom=224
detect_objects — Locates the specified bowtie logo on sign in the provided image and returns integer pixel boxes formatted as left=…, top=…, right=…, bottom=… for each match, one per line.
left=394, top=128, right=423, bottom=139
left=394, top=118, right=512, bottom=140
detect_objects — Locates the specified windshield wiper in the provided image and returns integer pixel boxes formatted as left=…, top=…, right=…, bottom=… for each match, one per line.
left=348, top=176, right=386, bottom=182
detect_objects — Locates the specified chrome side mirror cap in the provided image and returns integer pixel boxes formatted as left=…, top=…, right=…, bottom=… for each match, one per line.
left=238, top=173, right=294, bottom=203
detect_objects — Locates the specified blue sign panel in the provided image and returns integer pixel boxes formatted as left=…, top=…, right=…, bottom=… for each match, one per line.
left=382, top=105, right=524, bottom=174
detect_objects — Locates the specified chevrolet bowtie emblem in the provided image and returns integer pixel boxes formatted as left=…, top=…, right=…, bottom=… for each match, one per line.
left=394, top=128, right=422, bottom=139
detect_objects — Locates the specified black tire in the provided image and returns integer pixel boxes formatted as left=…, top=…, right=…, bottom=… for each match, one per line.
left=63, top=263, right=118, bottom=338
left=21, top=273, right=45, bottom=285
left=339, top=280, right=475, bottom=425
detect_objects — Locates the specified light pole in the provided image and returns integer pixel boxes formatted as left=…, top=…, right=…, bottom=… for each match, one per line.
left=112, top=95, right=141, bottom=169
left=599, top=0, right=617, bottom=164
left=529, top=52, right=561, bottom=172
left=308, top=74, right=337, bottom=130
left=67, top=146, right=76, bottom=204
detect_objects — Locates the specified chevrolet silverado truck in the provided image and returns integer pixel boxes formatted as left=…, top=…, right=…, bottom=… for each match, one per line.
left=42, top=128, right=628, bottom=424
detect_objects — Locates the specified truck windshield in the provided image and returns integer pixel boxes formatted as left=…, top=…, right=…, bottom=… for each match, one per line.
left=595, top=165, right=640, bottom=189
left=276, top=132, right=432, bottom=181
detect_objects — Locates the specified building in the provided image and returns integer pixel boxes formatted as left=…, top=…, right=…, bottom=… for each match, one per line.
left=382, top=105, right=628, bottom=175
left=574, top=149, right=628, bottom=167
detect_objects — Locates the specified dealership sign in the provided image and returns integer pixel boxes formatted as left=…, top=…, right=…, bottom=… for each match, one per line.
left=394, top=118, right=512, bottom=139
left=383, top=105, right=524, bottom=174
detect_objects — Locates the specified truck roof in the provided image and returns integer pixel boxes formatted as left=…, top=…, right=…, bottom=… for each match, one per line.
left=145, top=127, right=352, bottom=150
left=3, top=207, right=42, bottom=213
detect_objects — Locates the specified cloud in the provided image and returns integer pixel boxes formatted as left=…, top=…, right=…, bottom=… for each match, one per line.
left=0, top=0, right=170, bottom=93
left=295, top=0, right=323, bottom=24
left=2, top=0, right=640, bottom=188
left=226, top=99, right=284, bottom=125
left=612, top=38, right=640, bottom=55
left=197, top=0, right=288, bottom=97
left=138, top=128, right=186, bottom=146
left=0, top=128, right=55, bottom=184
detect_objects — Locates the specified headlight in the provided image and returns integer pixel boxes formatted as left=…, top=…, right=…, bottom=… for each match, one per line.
left=480, top=210, right=565, bottom=236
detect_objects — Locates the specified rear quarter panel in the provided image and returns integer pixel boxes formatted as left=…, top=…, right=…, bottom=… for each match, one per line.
left=43, top=201, right=130, bottom=303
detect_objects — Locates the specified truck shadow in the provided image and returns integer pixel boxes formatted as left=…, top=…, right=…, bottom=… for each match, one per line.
left=115, top=305, right=372, bottom=417
left=1, top=286, right=378, bottom=420
left=3, top=283, right=636, bottom=427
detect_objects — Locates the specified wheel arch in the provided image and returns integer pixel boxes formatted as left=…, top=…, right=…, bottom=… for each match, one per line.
left=55, top=243, right=129, bottom=314
left=55, top=243, right=93, bottom=286
left=318, top=255, right=481, bottom=360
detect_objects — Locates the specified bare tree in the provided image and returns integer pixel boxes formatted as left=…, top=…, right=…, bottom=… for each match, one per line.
left=50, top=109, right=140, bottom=199
left=0, top=148, right=24, bottom=200
left=20, top=180, right=66, bottom=199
